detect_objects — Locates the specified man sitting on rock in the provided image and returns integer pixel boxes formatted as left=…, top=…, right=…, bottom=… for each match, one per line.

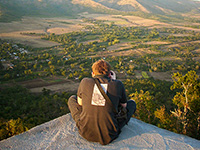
left=68, top=59, right=136, bottom=145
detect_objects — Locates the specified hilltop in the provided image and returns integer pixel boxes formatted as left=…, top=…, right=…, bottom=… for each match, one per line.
left=0, top=113, right=200, bottom=149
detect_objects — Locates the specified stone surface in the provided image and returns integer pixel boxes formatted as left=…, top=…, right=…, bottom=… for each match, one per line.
left=1, top=113, right=200, bottom=150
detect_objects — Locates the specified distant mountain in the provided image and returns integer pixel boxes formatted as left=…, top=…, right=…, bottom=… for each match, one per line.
left=0, top=0, right=200, bottom=22
left=75, top=0, right=200, bottom=14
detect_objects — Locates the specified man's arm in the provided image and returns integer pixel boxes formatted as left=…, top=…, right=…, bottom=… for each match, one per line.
left=78, top=96, right=82, bottom=106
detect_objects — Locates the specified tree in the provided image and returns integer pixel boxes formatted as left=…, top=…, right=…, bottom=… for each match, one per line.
left=0, top=118, right=28, bottom=140
left=4, top=73, right=10, bottom=79
left=68, top=73, right=73, bottom=79
left=170, top=70, right=199, bottom=135
left=61, top=70, right=66, bottom=77
left=130, top=90, right=156, bottom=124
left=154, top=106, right=175, bottom=132
left=33, top=63, right=37, bottom=70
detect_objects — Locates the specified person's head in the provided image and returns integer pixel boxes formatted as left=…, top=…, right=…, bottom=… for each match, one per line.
left=92, top=59, right=111, bottom=77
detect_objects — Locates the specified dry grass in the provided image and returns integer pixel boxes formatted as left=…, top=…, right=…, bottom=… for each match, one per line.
left=149, top=72, right=173, bottom=82
left=107, top=42, right=133, bottom=51
left=193, top=57, right=200, bottom=62
left=122, top=15, right=168, bottom=27
left=157, top=57, right=182, bottom=61
left=151, top=24, right=200, bottom=32
left=79, top=14, right=167, bottom=27
left=0, top=31, right=60, bottom=48
left=17, top=77, right=80, bottom=93
left=29, top=81, right=79, bottom=93
left=172, top=34, right=191, bottom=37
left=0, top=17, right=85, bottom=47
left=48, top=25, right=83, bottom=35
left=144, top=41, right=170, bottom=45
left=91, top=48, right=158, bottom=58
left=117, top=0, right=149, bottom=13
left=193, top=49, right=200, bottom=54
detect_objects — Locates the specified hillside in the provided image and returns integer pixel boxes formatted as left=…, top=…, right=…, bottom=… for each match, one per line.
left=0, top=113, right=200, bottom=149
left=0, top=0, right=200, bottom=22
left=0, top=0, right=91, bottom=22
left=92, top=0, right=200, bottom=14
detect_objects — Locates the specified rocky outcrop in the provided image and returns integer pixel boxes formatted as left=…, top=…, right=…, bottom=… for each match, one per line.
left=0, top=113, right=200, bottom=150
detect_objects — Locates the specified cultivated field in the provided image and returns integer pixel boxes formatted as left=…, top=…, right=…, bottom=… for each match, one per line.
left=0, top=17, right=87, bottom=48
left=1, top=13, right=200, bottom=92
left=1, top=14, right=199, bottom=48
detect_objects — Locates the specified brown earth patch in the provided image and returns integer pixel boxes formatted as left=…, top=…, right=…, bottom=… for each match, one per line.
left=134, top=70, right=143, bottom=79
left=29, top=81, right=79, bottom=93
left=150, top=24, right=200, bottom=32
left=157, top=57, right=182, bottom=61
left=0, top=31, right=60, bottom=48
left=107, top=42, right=133, bottom=51
left=160, top=40, right=200, bottom=52
left=0, top=17, right=86, bottom=47
left=121, top=15, right=168, bottom=27
left=193, top=57, right=200, bottom=62
left=193, top=49, right=200, bottom=54
left=80, top=14, right=168, bottom=27
left=47, top=24, right=83, bottom=35
left=91, top=48, right=158, bottom=58
left=149, top=72, right=173, bottom=82
left=0, top=77, right=80, bottom=93
left=172, top=34, right=191, bottom=37
left=144, top=41, right=170, bottom=45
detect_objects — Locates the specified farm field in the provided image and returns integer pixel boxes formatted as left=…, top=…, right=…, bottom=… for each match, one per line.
left=1, top=14, right=200, bottom=48
left=1, top=13, right=200, bottom=93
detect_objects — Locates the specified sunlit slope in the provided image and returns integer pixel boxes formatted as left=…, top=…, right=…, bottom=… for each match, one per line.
left=0, top=0, right=199, bottom=22
left=92, top=0, right=200, bottom=14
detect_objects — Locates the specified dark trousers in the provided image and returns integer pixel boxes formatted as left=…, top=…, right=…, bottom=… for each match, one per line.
left=68, top=95, right=136, bottom=129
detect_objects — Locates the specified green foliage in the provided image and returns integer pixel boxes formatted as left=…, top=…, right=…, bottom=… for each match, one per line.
left=130, top=90, right=156, bottom=124
left=0, top=118, right=28, bottom=140
left=141, top=71, right=149, bottom=79
left=127, top=70, right=200, bottom=139
left=0, top=85, right=72, bottom=140
left=170, top=70, right=200, bottom=138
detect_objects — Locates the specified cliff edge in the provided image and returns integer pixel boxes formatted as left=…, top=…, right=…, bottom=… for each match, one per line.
left=0, top=113, right=200, bottom=150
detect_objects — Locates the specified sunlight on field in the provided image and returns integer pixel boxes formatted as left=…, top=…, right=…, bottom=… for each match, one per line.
left=122, top=15, right=167, bottom=26
left=157, top=57, right=182, bottom=61
left=47, top=25, right=83, bottom=35
left=91, top=47, right=159, bottom=58
left=0, top=31, right=60, bottom=48
left=0, top=17, right=86, bottom=47
left=107, top=42, right=133, bottom=51
left=1, top=14, right=199, bottom=48
left=193, top=57, right=200, bottom=62
left=193, top=49, right=200, bottom=54
left=80, top=14, right=168, bottom=27
left=149, top=72, right=173, bottom=82
left=144, top=41, right=170, bottom=45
